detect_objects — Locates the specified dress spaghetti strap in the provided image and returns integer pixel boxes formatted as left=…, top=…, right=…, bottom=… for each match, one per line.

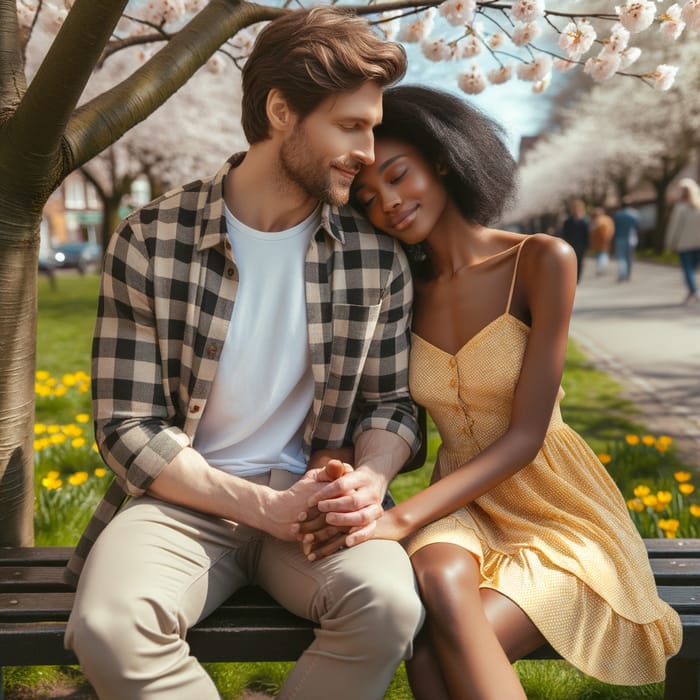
left=505, top=238, right=529, bottom=314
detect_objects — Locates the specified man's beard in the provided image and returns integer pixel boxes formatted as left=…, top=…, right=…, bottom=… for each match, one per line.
left=279, top=124, right=352, bottom=207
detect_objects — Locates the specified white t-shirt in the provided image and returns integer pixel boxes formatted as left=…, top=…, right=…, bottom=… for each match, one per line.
left=193, top=204, right=319, bottom=476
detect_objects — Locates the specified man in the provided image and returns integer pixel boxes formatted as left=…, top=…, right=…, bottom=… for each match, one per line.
left=561, top=199, right=589, bottom=283
left=613, top=199, right=640, bottom=282
left=64, top=8, right=424, bottom=699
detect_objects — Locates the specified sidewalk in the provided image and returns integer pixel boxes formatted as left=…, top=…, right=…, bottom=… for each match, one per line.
left=569, top=257, right=700, bottom=468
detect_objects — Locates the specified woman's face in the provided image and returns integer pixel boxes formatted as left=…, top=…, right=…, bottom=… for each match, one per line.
left=351, top=137, right=449, bottom=246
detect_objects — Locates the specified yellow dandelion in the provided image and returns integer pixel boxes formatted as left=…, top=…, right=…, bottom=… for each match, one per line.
left=47, top=425, right=60, bottom=434
left=41, top=475, right=62, bottom=490
left=657, top=435, right=673, bottom=447
left=627, top=498, right=644, bottom=513
left=680, top=483, right=696, bottom=495
left=94, top=467, right=107, bottom=478
left=641, top=435, right=655, bottom=446
left=690, top=504, right=700, bottom=518
left=92, top=442, right=100, bottom=453
left=598, top=453, right=612, bottom=465
left=625, top=434, right=640, bottom=446
left=35, top=370, right=50, bottom=381
left=659, top=519, right=680, bottom=536
left=656, top=491, right=673, bottom=505
left=68, top=471, right=89, bottom=486
left=642, top=494, right=658, bottom=508
left=62, top=424, right=83, bottom=437
left=49, top=433, right=66, bottom=445
left=78, top=384, right=89, bottom=393
left=34, top=423, right=47, bottom=435
left=46, top=377, right=57, bottom=387
left=656, top=443, right=669, bottom=453
left=53, top=385, right=67, bottom=397
left=674, top=471, right=693, bottom=483
left=62, top=374, right=77, bottom=387
left=633, top=485, right=651, bottom=498
left=75, top=413, right=90, bottom=424
left=71, top=437, right=86, bottom=449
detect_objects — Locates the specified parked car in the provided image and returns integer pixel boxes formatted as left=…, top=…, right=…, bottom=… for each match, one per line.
left=51, top=241, right=103, bottom=274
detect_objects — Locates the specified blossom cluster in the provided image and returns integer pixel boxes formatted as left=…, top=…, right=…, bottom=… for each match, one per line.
left=17, top=1, right=689, bottom=96
left=376, top=0, right=690, bottom=95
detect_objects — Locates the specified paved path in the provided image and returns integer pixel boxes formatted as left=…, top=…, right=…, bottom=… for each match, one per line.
left=569, top=258, right=700, bottom=467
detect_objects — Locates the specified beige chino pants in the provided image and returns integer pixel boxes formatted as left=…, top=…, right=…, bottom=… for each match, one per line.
left=65, top=470, right=424, bottom=700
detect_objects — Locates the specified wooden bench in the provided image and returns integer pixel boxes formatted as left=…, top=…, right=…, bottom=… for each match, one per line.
left=1, top=540, right=699, bottom=699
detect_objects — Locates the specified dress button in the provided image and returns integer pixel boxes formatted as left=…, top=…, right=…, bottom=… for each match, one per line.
left=449, top=358, right=456, bottom=367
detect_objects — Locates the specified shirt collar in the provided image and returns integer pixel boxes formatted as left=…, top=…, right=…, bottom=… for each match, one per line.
left=198, top=153, right=349, bottom=250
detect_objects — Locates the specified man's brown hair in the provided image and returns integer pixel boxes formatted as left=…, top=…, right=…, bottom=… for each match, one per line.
left=241, top=7, right=407, bottom=144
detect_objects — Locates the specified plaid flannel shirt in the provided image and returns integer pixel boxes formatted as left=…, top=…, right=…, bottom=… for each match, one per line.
left=65, top=154, right=420, bottom=586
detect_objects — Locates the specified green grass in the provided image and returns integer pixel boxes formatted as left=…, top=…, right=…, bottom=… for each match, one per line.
left=6, top=274, right=677, bottom=699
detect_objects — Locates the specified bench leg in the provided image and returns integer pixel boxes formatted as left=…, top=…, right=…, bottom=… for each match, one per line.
left=665, top=658, right=700, bottom=700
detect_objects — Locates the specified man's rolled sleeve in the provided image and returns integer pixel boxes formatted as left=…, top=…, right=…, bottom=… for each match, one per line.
left=352, top=244, right=420, bottom=456
left=92, top=220, right=189, bottom=496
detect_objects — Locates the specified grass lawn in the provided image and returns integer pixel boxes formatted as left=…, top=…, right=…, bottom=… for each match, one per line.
left=5, top=274, right=676, bottom=699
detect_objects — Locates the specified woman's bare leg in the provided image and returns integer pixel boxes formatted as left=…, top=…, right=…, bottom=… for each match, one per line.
left=410, top=543, right=543, bottom=700
left=405, top=624, right=450, bottom=700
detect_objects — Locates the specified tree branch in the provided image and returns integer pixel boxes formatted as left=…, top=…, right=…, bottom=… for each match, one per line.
left=65, top=0, right=284, bottom=172
left=0, top=0, right=27, bottom=119
left=9, top=0, right=128, bottom=162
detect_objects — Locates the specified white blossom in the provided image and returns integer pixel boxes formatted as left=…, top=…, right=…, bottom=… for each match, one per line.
left=516, top=55, right=552, bottom=82
left=682, top=0, right=700, bottom=32
left=487, top=65, right=513, bottom=84
left=651, top=63, right=679, bottom=90
left=439, top=0, right=477, bottom=27
left=205, top=54, right=224, bottom=74
left=584, top=49, right=622, bottom=81
left=659, top=4, right=686, bottom=39
left=558, top=20, right=597, bottom=60
left=510, top=0, right=545, bottom=24
left=378, top=10, right=403, bottom=40
left=606, top=22, right=631, bottom=52
left=184, top=0, right=207, bottom=12
left=615, top=1, right=657, bottom=33
left=619, top=46, right=642, bottom=68
left=511, top=21, right=542, bottom=46
left=398, top=10, right=436, bottom=43
left=532, top=74, right=551, bottom=93
left=458, top=65, right=486, bottom=94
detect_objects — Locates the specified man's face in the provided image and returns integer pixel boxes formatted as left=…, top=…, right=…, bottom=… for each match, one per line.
left=279, top=82, right=383, bottom=206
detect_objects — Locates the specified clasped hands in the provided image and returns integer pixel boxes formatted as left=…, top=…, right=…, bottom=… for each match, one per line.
left=293, top=452, right=385, bottom=561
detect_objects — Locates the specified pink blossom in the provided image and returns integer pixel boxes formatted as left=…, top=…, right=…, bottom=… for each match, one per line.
left=616, top=1, right=657, bottom=33
left=184, top=0, right=207, bottom=12
left=584, top=49, right=621, bottom=81
left=558, top=19, right=597, bottom=60
left=206, top=55, right=225, bottom=74
left=682, top=0, right=700, bottom=32
left=510, top=0, right=546, bottom=23
left=607, top=22, right=631, bottom=51
left=439, top=0, right=477, bottom=27
left=659, top=3, right=686, bottom=38
left=16, top=2, right=37, bottom=30
left=487, top=32, right=506, bottom=49
left=650, top=64, right=679, bottom=90
left=487, top=65, right=513, bottom=85
left=378, top=10, right=403, bottom=40
left=458, top=35, right=482, bottom=58
left=422, top=39, right=454, bottom=62
left=532, top=75, right=551, bottom=93
left=516, top=55, right=552, bottom=81
left=458, top=66, right=486, bottom=94
left=554, top=57, right=578, bottom=72
left=511, top=21, right=542, bottom=46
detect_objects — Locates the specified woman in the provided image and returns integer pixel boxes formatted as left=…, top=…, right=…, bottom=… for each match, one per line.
left=307, top=86, right=681, bottom=700
left=665, top=177, right=700, bottom=305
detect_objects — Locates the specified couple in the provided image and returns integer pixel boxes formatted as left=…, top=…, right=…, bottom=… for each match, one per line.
left=64, top=7, right=680, bottom=700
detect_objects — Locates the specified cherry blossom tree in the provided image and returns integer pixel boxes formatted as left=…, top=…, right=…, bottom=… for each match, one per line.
left=1, top=0, right=697, bottom=545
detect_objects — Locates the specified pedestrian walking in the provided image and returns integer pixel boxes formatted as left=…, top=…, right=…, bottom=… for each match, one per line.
left=613, top=200, right=640, bottom=282
left=561, top=199, right=589, bottom=283
left=589, top=207, right=614, bottom=275
left=665, top=177, right=700, bottom=305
